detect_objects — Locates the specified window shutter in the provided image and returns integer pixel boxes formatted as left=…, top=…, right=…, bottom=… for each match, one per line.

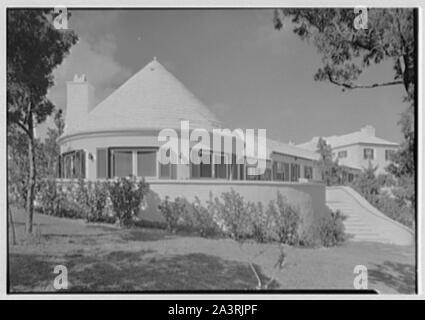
left=97, top=148, right=108, bottom=179
left=57, top=154, right=62, bottom=178
left=80, top=150, right=86, bottom=179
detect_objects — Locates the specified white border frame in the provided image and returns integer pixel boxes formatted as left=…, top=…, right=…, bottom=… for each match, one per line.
left=0, top=0, right=423, bottom=301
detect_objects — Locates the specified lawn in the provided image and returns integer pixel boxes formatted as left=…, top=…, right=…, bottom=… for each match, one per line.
left=8, top=207, right=416, bottom=294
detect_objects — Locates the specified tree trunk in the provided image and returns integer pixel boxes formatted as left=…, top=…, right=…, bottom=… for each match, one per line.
left=25, top=116, right=36, bottom=235
left=8, top=203, right=17, bottom=245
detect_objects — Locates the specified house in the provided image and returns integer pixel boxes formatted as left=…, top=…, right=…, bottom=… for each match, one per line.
left=297, top=125, right=399, bottom=180
left=57, top=58, right=322, bottom=183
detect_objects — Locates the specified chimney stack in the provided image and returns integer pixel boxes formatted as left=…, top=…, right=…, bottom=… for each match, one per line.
left=64, top=74, right=94, bottom=133
left=361, top=125, right=375, bottom=137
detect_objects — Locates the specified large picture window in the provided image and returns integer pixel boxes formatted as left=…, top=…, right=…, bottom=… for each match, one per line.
left=106, top=148, right=158, bottom=178
left=113, top=151, right=132, bottom=177
left=137, top=151, right=156, bottom=177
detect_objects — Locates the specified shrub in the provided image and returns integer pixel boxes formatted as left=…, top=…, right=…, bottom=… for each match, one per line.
left=158, top=196, right=187, bottom=233
left=76, top=179, right=112, bottom=223
left=108, top=176, right=150, bottom=227
left=210, top=189, right=252, bottom=240
left=268, top=193, right=301, bottom=245
left=190, top=197, right=220, bottom=237
left=37, top=179, right=84, bottom=219
left=376, top=193, right=414, bottom=228
left=37, top=179, right=62, bottom=216
left=309, top=209, right=347, bottom=247
left=247, top=202, right=272, bottom=243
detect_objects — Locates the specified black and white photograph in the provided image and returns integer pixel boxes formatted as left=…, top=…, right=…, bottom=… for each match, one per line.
left=3, top=2, right=422, bottom=299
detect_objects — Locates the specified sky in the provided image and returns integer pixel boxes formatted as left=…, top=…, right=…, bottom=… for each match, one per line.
left=41, top=9, right=409, bottom=144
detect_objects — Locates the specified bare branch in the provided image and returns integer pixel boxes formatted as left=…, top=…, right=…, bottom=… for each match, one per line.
left=14, top=120, right=31, bottom=137
left=326, top=71, right=404, bottom=90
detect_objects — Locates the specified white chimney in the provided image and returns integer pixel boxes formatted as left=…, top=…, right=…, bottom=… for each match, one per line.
left=361, top=125, right=375, bottom=137
left=65, top=74, right=94, bottom=133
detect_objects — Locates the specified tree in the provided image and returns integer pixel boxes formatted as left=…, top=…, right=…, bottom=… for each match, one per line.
left=352, top=163, right=380, bottom=207
left=43, top=109, right=65, bottom=177
left=316, top=137, right=340, bottom=186
left=273, top=8, right=415, bottom=93
left=7, top=9, right=78, bottom=235
left=274, top=8, right=416, bottom=215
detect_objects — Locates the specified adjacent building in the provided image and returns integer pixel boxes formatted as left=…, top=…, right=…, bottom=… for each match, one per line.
left=297, top=125, right=399, bottom=179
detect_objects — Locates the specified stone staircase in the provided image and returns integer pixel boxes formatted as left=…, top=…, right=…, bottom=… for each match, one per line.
left=326, top=186, right=414, bottom=245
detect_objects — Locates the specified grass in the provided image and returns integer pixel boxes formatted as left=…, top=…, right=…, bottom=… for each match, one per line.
left=8, top=206, right=416, bottom=293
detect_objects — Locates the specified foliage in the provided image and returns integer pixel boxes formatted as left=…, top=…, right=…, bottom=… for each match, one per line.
left=108, top=177, right=150, bottom=227
left=274, top=8, right=416, bottom=226
left=158, top=196, right=187, bottom=233
left=190, top=197, right=221, bottom=237
left=7, top=9, right=78, bottom=234
left=376, top=192, right=414, bottom=228
left=316, top=137, right=341, bottom=186
left=247, top=202, right=272, bottom=243
left=300, top=209, right=347, bottom=247
left=36, top=179, right=84, bottom=219
left=352, top=164, right=414, bottom=228
left=7, top=127, right=45, bottom=206
left=274, top=8, right=415, bottom=94
left=352, top=163, right=381, bottom=206
left=317, top=210, right=347, bottom=247
left=76, top=179, right=112, bottom=223
left=267, top=193, right=301, bottom=245
left=209, top=189, right=253, bottom=241
left=41, top=109, right=65, bottom=178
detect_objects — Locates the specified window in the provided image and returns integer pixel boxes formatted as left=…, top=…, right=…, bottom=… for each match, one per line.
left=59, top=150, right=86, bottom=179
left=337, top=150, right=347, bottom=158
left=273, top=161, right=290, bottom=181
left=113, top=151, right=132, bottom=177
left=364, top=148, right=374, bottom=160
left=137, top=151, right=156, bottom=177
left=191, top=150, right=212, bottom=178
left=214, top=153, right=228, bottom=179
left=304, top=166, right=313, bottom=179
left=108, top=148, right=158, bottom=178
left=385, top=149, right=395, bottom=161
left=290, top=163, right=300, bottom=182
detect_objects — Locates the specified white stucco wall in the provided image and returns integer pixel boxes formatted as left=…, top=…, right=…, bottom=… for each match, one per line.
left=143, top=180, right=328, bottom=233
left=333, top=143, right=398, bottom=174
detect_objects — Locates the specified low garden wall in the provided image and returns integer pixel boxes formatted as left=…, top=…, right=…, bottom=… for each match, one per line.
left=143, top=180, right=328, bottom=233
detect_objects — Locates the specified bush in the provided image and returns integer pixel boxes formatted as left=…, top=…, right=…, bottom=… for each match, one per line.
left=267, top=193, right=301, bottom=245
left=76, top=179, right=113, bottom=223
left=247, top=202, right=272, bottom=243
left=209, top=189, right=253, bottom=240
left=108, top=176, right=150, bottom=227
left=158, top=196, right=187, bottom=233
left=190, top=197, right=221, bottom=237
left=376, top=193, right=414, bottom=228
left=303, top=209, right=347, bottom=247
left=37, top=179, right=62, bottom=216
left=37, top=179, right=84, bottom=219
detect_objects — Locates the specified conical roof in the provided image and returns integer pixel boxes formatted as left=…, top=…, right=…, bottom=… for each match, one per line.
left=71, top=58, right=223, bottom=135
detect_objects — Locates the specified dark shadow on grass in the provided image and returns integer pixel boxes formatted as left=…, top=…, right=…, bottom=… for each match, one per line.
left=9, top=250, right=276, bottom=292
left=368, top=261, right=415, bottom=294
left=118, top=228, right=174, bottom=242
